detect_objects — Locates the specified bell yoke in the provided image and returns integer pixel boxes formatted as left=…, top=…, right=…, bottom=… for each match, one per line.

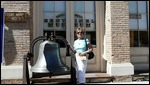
left=23, top=33, right=76, bottom=84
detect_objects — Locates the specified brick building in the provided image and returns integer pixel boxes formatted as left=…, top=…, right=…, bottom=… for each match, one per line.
left=1, top=1, right=149, bottom=83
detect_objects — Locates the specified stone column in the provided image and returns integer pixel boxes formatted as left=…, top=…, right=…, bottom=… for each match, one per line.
left=104, top=1, right=134, bottom=82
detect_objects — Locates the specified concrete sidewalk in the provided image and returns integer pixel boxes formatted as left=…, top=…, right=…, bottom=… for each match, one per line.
left=88, top=81, right=149, bottom=84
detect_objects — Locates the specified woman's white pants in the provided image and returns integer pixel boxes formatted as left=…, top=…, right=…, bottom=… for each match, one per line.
left=75, top=53, right=87, bottom=84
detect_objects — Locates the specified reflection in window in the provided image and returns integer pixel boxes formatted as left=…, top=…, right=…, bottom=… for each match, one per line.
left=74, top=1, right=96, bottom=46
left=130, top=31, right=149, bottom=47
left=44, top=31, right=66, bottom=47
left=130, top=31, right=139, bottom=47
left=129, top=1, right=149, bottom=47
left=140, top=31, right=148, bottom=47
left=86, top=32, right=96, bottom=47
left=43, top=1, right=66, bottom=48
left=43, top=1, right=66, bottom=30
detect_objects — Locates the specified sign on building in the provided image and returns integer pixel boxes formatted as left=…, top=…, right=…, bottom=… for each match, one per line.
left=5, top=12, right=27, bottom=23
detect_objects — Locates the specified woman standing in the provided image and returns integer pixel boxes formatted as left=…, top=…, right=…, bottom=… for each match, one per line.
left=68, top=27, right=93, bottom=84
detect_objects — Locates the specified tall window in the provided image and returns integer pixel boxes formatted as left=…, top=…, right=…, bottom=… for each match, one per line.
left=43, top=1, right=66, bottom=47
left=129, top=1, right=149, bottom=47
left=74, top=1, right=96, bottom=46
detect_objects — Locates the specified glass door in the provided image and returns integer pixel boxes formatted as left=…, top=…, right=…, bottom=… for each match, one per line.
left=43, top=1, right=66, bottom=46
left=43, top=1, right=67, bottom=61
left=41, top=1, right=103, bottom=72
left=74, top=1, right=96, bottom=47
left=73, top=1, right=98, bottom=72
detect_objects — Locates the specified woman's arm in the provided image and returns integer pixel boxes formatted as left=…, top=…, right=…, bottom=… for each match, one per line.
left=69, top=45, right=76, bottom=54
left=67, top=42, right=76, bottom=54
left=80, top=43, right=93, bottom=56
left=86, top=43, right=93, bottom=53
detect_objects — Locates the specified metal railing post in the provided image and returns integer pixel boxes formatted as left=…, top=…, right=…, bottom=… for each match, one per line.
left=23, top=55, right=30, bottom=84
left=71, top=56, right=76, bottom=84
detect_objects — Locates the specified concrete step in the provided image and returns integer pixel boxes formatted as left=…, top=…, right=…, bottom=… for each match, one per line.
left=30, top=73, right=113, bottom=84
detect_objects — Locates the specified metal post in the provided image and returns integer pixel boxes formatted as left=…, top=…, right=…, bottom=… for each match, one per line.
left=71, top=56, right=76, bottom=84
left=23, top=55, right=30, bottom=84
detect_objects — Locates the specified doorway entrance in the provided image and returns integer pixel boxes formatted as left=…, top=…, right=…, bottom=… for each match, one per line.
left=32, top=1, right=106, bottom=72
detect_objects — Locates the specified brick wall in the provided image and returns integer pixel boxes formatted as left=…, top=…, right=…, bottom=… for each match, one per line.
left=1, top=1, right=30, bottom=65
left=105, top=1, right=130, bottom=64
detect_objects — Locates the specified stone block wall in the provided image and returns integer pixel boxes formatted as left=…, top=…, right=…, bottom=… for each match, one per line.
left=105, top=1, right=130, bottom=64
left=1, top=1, right=30, bottom=65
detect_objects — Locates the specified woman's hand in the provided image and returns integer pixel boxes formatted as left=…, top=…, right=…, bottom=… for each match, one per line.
left=67, top=41, right=71, bottom=46
left=67, top=41, right=76, bottom=54
left=79, top=51, right=87, bottom=56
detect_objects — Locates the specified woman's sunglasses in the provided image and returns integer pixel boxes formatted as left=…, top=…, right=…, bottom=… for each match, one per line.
left=77, top=32, right=83, bottom=34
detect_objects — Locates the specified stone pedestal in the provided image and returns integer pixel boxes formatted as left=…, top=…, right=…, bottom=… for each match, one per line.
left=107, top=62, right=134, bottom=82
